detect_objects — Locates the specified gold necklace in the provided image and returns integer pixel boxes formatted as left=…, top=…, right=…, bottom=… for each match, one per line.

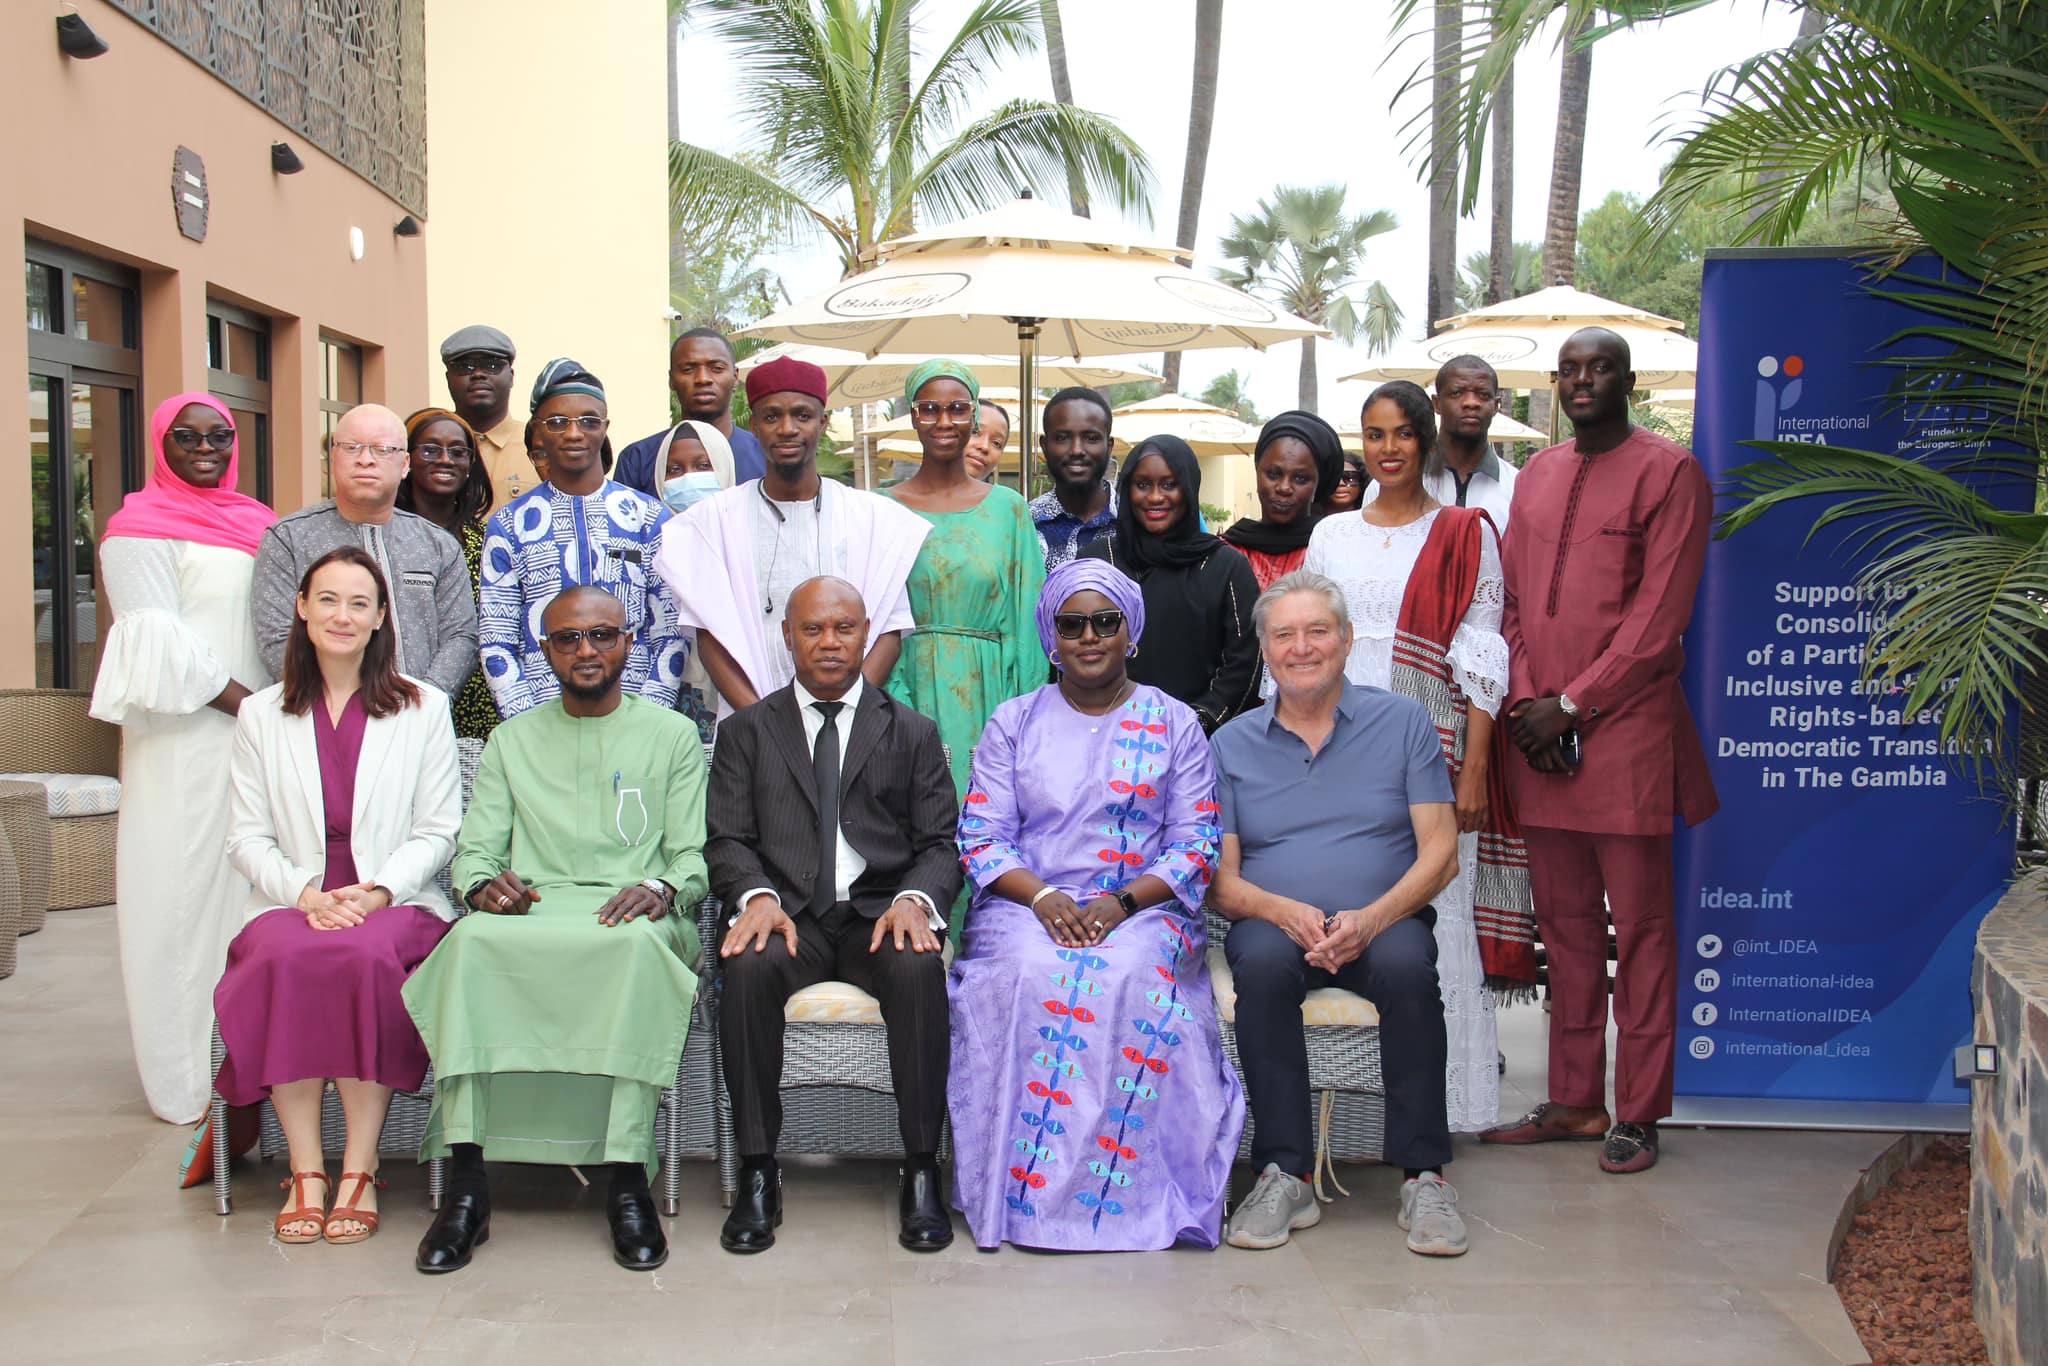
left=1071, top=679, right=1136, bottom=734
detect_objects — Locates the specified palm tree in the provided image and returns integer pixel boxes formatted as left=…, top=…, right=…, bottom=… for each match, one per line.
left=1454, top=241, right=1541, bottom=312
left=1199, top=369, right=1260, bottom=424
left=1037, top=0, right=1087, bottom=217
left=1487, top=8, right=1516, bottom=304
left=1161, top=0, right=1226, bottom=395
left=1216, top=185, right=1404, bottom=414
left=1541, top=9, right=1594, bottom=285
left=670, top=0, right=1153, bottom=277
left=1427, top=0, right=1463, bottom=331
left=1407, top=0, right=2048, bottom=782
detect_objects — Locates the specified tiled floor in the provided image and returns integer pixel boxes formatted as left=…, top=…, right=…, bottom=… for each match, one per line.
left=2, top=906, right=1881, bottom=1364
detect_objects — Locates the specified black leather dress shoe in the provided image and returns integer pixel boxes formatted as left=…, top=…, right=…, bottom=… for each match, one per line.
left=720, top=1160, right=782, bottom=1254
left=607, top=1185, right=669, bottom=1270
left=898, top=1157, right=953, bottom=1252
left=415, top=1191, right=490, bottom=1274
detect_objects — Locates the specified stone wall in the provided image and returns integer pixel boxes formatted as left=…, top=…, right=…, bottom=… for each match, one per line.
left=1971, top=870, right=2048, bottom=1364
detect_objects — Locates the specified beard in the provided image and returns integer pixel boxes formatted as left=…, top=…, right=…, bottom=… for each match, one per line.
left=559, top=667, right=624, bottom=703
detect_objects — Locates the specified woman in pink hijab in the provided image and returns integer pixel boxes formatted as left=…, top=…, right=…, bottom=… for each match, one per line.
left=91, top=394, right=276, bottom=1125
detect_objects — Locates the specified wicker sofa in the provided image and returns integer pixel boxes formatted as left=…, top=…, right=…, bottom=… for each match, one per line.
left=0, top=689, right=120, bottom=910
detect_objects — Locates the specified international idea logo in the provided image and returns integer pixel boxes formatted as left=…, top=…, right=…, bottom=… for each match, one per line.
left=1754, top=353, right=1806, bottom=440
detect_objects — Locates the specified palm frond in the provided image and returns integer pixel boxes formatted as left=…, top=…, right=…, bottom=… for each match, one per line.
left=669, top=141, right=850, bottom=262
left=901, top=99, right=1153, bottom=235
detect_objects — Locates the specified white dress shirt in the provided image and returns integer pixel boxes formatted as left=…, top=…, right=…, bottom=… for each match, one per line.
left=1369, top=448, right=1518, bottom=531
left=736, top=675, right=943, bottom=930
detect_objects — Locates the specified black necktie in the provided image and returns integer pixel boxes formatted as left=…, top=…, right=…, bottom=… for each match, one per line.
left=809, top=700, right=844, bottom=917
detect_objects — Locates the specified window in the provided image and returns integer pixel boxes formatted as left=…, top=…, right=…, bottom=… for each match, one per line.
left=318, top=334, right=363, bottom=498
left=207, top=300, right=273, bottom=506
left=26, top=242, right=141, bottom=690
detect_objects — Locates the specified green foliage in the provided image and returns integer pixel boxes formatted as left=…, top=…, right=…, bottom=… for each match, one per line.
left=1098, top=368, right=1162, bottom=409
left=1199, top=501, right=1233, bottom=529
left=1454, top=242, right=1542, bottom=312
left=1400, top=0, right=2048, bottom=788
left=1215, top=184, right=1404, bottom=353
left=670, top=0, right=1154, bottom=273
left=1198, top=369, right=1260, bottom=423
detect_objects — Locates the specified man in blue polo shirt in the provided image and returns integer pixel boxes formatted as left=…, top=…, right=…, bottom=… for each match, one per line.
left=1210, top=570, right=1469, bottom=1257
left=616, top=328, right=768, bottom=494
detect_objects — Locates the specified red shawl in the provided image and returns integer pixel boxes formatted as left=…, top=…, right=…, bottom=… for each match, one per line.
left=1389, top=507, right=1539, bottom=997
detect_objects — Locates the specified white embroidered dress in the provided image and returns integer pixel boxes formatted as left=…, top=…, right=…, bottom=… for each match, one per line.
left=90, top=538, right=265, bottom=1123
left=1301, top=508, right=1506, bottom=1131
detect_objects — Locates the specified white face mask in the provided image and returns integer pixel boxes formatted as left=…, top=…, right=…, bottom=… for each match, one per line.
left=662, top=470, right=721, bottom=512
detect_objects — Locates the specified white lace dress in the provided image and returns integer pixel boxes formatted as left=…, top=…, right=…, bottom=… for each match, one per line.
left=90, top=538, right=265, bottom=1123
left=1301, top=508, right=1506, bottom=1131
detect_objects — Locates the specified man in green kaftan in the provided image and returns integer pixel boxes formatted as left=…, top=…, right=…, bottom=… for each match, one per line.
left=405, top=585, right=707, bottom=1275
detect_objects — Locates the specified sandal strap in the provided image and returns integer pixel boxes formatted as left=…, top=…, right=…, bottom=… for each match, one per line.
left=276, top=1170, right=331, bottom=1194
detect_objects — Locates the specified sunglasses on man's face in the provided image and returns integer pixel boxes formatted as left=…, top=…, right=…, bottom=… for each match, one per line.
left=1052, top=610, right=1126, bottom=641
left=544, top=626, right=624, bottom=652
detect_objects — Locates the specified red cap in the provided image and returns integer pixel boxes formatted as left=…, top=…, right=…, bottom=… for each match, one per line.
left=744, top=356, right=829, bottom=408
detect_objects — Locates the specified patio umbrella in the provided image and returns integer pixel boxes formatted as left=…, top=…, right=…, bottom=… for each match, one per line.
left=1339, top=283, right=1697, bottom=392
left=1109, top=394, right=1260, bottom=456
left=737, top=343, right=1155, bottom=408
left=738, top=195, right=1325, bottom=496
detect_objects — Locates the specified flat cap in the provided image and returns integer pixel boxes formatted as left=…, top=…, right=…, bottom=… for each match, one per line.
left=440, top=325, right=516, bottom=363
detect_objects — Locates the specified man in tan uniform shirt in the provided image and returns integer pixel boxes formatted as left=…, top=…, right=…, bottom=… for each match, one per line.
left=441, top=324, right=533, bottom=513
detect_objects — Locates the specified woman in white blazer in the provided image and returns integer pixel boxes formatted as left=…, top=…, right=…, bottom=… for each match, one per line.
left=214, top=545, right=462, bottom=1247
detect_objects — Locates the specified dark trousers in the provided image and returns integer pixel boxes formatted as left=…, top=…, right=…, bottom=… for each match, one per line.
left=1225, top=911, right=1450, bottom=1174
left=719, top=901, right=948, bottom=1157
left=1524, top=826, right=1677, bottom=1124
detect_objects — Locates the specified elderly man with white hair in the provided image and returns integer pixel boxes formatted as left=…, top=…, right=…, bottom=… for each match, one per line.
left=1209, top=570, right=1470, bottom=1257
left=252, top=402, right=478, bottom=696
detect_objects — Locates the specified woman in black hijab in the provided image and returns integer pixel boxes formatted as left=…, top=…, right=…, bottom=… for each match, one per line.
left=1222, top=410, right=1344, bottom=591
left=1080, top=434, right=1263, bottom=732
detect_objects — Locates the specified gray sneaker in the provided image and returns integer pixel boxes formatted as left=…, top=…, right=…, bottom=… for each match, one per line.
left=1224, top=1163, right=1320, bottom=1249
left=1399, top=1173, right=1468, bottom=1256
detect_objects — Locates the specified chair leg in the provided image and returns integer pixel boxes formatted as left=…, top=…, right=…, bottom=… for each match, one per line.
left=428, top=1156, right=445, bottom=1211
left=711, top=1004, right=737, bottom=1208
left=663, top=1080, right=684, bottom=1217
left=210, top=1090, right=232, bottom=1217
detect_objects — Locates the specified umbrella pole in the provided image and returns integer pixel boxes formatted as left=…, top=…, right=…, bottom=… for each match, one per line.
left=1012, top=318, right=1042, bottom=501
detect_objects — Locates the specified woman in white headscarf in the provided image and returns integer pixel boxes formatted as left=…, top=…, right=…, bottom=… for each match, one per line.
left=643, top=418, right=737, bottom=737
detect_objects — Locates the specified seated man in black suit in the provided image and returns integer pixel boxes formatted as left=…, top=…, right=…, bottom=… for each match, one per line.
left=707, top=575, right=963, bottom=1254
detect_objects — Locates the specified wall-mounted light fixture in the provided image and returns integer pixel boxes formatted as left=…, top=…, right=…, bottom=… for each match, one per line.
left=393, top=215, right=421, bottom=237
left=56, top=12, right=110, bottom=59
left=271, top=142, right=305, bottom=175
left=1955, top=1043, right=2000, bottom=1080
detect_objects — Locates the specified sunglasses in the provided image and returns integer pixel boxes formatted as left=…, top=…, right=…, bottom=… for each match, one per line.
left=544, top=626, right=624, bottom=652
left=1336, top=471, right=1365, bottom=486
left=168, top=427, right=235, bottom=453
left=911, top=399, right=977, bottom=423
left=1052, top=610, right=1126, bottom=641
left=539, top=414, right=607, bottom=433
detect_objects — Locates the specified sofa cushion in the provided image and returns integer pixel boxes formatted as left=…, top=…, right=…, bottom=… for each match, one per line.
left=1207, top=946, right=1380, bottom=1028
left=0, top=772, right=121, bottom=819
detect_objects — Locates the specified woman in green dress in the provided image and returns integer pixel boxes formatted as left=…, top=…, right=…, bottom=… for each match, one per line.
left=399, top=408, right=500, bottom=739
left=884, top=360, right=1046, bottom=931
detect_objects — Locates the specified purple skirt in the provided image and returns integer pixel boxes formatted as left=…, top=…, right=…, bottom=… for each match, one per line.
left=213, top=905, right=451, bottom=1106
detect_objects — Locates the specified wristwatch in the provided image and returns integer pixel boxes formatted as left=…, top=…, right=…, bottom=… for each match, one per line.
left=639, top=878, right=675, bottom=907
left=1559, top=693, right=1585, bottom=719
left=1115, top=888, right=1141, bottom=919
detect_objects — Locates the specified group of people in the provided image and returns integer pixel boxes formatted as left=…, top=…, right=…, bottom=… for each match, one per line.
left=85, top=319, right=1715, bottom=1271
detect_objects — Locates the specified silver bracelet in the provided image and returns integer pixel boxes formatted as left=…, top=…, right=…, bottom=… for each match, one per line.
left=1030, top=884, right=1062, bottom=908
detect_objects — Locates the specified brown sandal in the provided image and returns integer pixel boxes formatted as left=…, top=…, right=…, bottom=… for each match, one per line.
left=275, top=1171, right=331, bottom=1243
left=324, top=1170, right=388, bottom=1245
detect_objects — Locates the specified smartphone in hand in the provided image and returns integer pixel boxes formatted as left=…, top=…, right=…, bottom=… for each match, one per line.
left=1559, top=729, right=1583, bottom=768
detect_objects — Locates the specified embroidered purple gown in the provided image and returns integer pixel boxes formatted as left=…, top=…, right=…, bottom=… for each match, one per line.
left=213, top=694, right=449, bottom=1105
left=949, top=683, right=1244, bottom=1251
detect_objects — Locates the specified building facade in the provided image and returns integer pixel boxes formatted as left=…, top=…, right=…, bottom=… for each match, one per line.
left=1, top=0, right=669, bottom=691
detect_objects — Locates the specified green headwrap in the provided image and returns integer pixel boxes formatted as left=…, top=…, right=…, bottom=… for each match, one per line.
left=903, top=358, right=980, bottom=429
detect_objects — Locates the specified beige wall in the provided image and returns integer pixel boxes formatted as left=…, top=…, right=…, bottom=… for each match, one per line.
left=423, top=1, right=671, bottom=445
left=1199, top=453, right=1261, bottom=523
left=0, top=1, right=428, bottom=687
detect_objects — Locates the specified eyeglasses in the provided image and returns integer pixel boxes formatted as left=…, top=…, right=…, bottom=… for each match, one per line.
left=539, top=415, right=608, bottom=433
left=168, top=427, right=235, bottom=453
left=332, top=440, right=407, bottom=460
left=449, top=357, right=508, bottom=376
left=911, top=400, right=976, bottom=424
left=1336, top=471, right=1365, bottom=486
left=412, top=442, right=472, bottom=463
left=544, top=626, right=625, bottom=652
left=1052, top=610, right=1126, bottom=640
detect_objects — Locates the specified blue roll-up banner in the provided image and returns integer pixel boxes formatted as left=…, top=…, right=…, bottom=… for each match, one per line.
left=1672, top=249, right=2020, bottom=1131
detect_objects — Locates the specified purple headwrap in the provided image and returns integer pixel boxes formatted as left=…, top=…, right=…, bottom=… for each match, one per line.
left=1037, top=558, right=1146, bottom=655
